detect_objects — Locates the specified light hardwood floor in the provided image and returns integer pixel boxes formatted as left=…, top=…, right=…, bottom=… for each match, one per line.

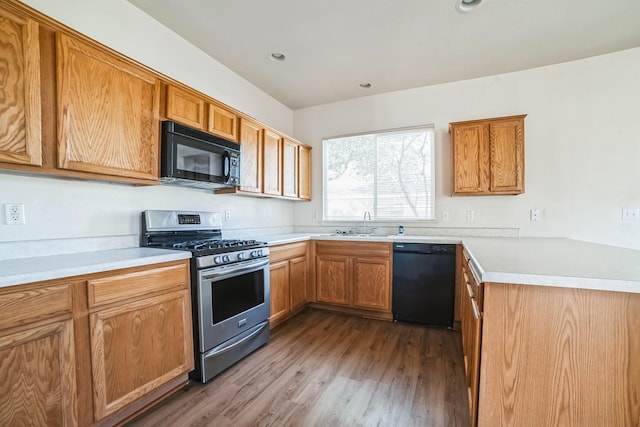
left=127, top=309, right=470, bottom=427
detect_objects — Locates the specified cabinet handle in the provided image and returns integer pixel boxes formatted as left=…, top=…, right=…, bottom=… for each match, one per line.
left=467, top=259, right=481, bottom=284
left=470, top=297, right=482, bottom=320
left=466, top=283, right=475, bottom=299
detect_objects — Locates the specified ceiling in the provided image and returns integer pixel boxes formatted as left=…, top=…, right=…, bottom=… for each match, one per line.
left=128, top=0, right=640, bottom=110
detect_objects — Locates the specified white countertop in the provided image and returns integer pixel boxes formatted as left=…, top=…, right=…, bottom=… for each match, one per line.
left=0, top=247, right=191, bottom=288
left=263, top=233, right=640, bottom=293
left=462, top=237, right=640, bottom=293
left=1, top=235, right=639, bottom=294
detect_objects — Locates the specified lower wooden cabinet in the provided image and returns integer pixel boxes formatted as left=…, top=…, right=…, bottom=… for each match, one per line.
left=0, top=319, right=78, bottom=426
left=0, top=259, right=193, bottom=426
left=269, top=242, right=309, bottom=328
left=459, top=249, right=483, bottom=427
left=315, top=241, right=392, bottom=315
left=459, top=247, right=640, bottom=427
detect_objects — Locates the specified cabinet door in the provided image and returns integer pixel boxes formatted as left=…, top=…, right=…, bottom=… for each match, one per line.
left=166, top=85, right=206, bottom=130
left=282, top=138, right=299, bottom=198
left=56, top=34, right=160, bottom=181
left=488, top=118, right=524, bottom=193
left=238, top=118, right=263, bottom=193
left=289, top=256, right=308, bottom=311
left=352, top=257, right=391, bottom=311
left=90, top=290, right=193, bottom=420
left=316, top=255, right=349, bottom=305
left=269, top=260, right=290, bottom=324
left=208, top=104, right=238, bottom=142
left=0, top=319, right=77, bottom=426
left=263, top=129, right=282, bottom=196
left=298, top=145, right=312, bottom=200
left=0, top=9, right=42, bottom=166
left=451, top=123, right=487, bottom=194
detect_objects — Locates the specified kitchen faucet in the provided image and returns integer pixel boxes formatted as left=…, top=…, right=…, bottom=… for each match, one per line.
left=362, top=211, right=371, bottom=234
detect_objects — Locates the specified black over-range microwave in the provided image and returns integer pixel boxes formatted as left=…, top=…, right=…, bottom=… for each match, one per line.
left=160, top=120, right=240, bottom=189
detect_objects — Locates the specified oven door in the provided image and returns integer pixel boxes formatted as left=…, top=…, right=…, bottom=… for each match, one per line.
left=196, top=258, right=270, bottom=353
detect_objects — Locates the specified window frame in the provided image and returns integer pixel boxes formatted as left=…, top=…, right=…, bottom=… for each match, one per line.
left=321, top=124, right=436, bottom=223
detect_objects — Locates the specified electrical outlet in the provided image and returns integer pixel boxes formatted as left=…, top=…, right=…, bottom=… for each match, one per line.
left=622, top=208, right=640, bottom=221
left=466, top=210, right=474, bottom=221
left=442, top=211, right=450, bottom=221
left=225, top=210, right=231, bottom=221
left=530, top=209, right=542, bottom=222
left=5, top=204, right=25, bottom=225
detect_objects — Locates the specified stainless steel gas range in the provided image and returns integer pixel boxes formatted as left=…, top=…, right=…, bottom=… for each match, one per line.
left=141, top=210, right=270, bottom=383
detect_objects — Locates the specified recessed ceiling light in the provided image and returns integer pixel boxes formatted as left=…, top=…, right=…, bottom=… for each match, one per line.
left=359, top=83, right=372, bottom=89
left=270, top=52, right=286, bottom=62
left=455, top=0, right=482, bottom=13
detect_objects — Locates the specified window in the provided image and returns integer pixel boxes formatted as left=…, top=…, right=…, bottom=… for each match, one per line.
left=323, top=126, right=435, bottom=221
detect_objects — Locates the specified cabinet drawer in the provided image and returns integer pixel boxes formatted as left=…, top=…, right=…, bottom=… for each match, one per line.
left=270, top=242, right=307, bottom=263
left=0, top=283, right=73, bottom=331
left=87, top=261, right=189, bottom=308
left=315, top=241, right=391, bottom=258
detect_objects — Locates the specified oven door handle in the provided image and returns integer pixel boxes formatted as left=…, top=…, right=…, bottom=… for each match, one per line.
left=203, top=322, right=268, bottom=359
left=200, top=258, right=270, bottom=280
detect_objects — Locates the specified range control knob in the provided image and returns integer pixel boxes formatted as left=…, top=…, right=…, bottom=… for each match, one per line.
left=237, top=252, right=246, bottom=261
left=222, top=255, right=231, bottom=263
left=213, top=256, right=223, bottom=264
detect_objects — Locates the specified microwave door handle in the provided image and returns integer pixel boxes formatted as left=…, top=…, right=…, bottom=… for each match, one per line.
left=222, top=151, right=230, bottom=183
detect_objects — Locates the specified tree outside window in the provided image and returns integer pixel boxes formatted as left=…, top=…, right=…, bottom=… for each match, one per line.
left=323, top=126, right=435, bottom=221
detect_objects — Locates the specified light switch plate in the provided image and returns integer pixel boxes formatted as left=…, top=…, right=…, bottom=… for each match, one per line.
left=530, top=209, right=542, bottom=221
left=622, top=208, right=640, bottom=221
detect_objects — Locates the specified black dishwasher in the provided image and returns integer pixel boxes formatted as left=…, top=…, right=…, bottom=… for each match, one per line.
left=392, top=243, right=456, bottom=328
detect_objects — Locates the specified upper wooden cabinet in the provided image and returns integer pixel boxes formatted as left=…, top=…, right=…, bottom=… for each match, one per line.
left=165, top=85, right=239, bottom=142
left=165, top=85, right=206, bottom=130
left=219, top=117, right=312, bottom=201
left=263, top=129, right=282, bottom=196
left=298, top=145, right=312, bottom=201
left=56, top=33, right=161, bottom=181
left=208, top=104, right=238, bottom=141
left=450, top=115, right=526, bottom=196
left=0, top=8, right=42, bottom=166
left=238, top=117, right=263, bottom=193
left=282, top=138, right=299, bottom=199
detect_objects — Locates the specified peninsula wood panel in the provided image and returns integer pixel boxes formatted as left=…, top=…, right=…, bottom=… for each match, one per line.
left=282, top=138, right=299, bottom=198
left=478, top=282, right=640, bottom=427
left=90, top=289, right=193, bottom=420
left=238, top=118, right=263, bottom=193
left=0, top=319, right=78, bottom=427
left=0, top=8, right=42, bottom=166
left=298, top=145, right=312, bottom=200
left=56, top=33, right=160, bottom=181
left=207, top=104, right=237, bottom=141
left=352, top=257, right=391, bottom=311
left=165, top=85, right=206, bottom=130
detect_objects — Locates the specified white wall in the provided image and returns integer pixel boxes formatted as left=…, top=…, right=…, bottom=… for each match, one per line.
left=293, top=48, right=640, bottom=250
left=0, top=0, right=295, bottom=246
